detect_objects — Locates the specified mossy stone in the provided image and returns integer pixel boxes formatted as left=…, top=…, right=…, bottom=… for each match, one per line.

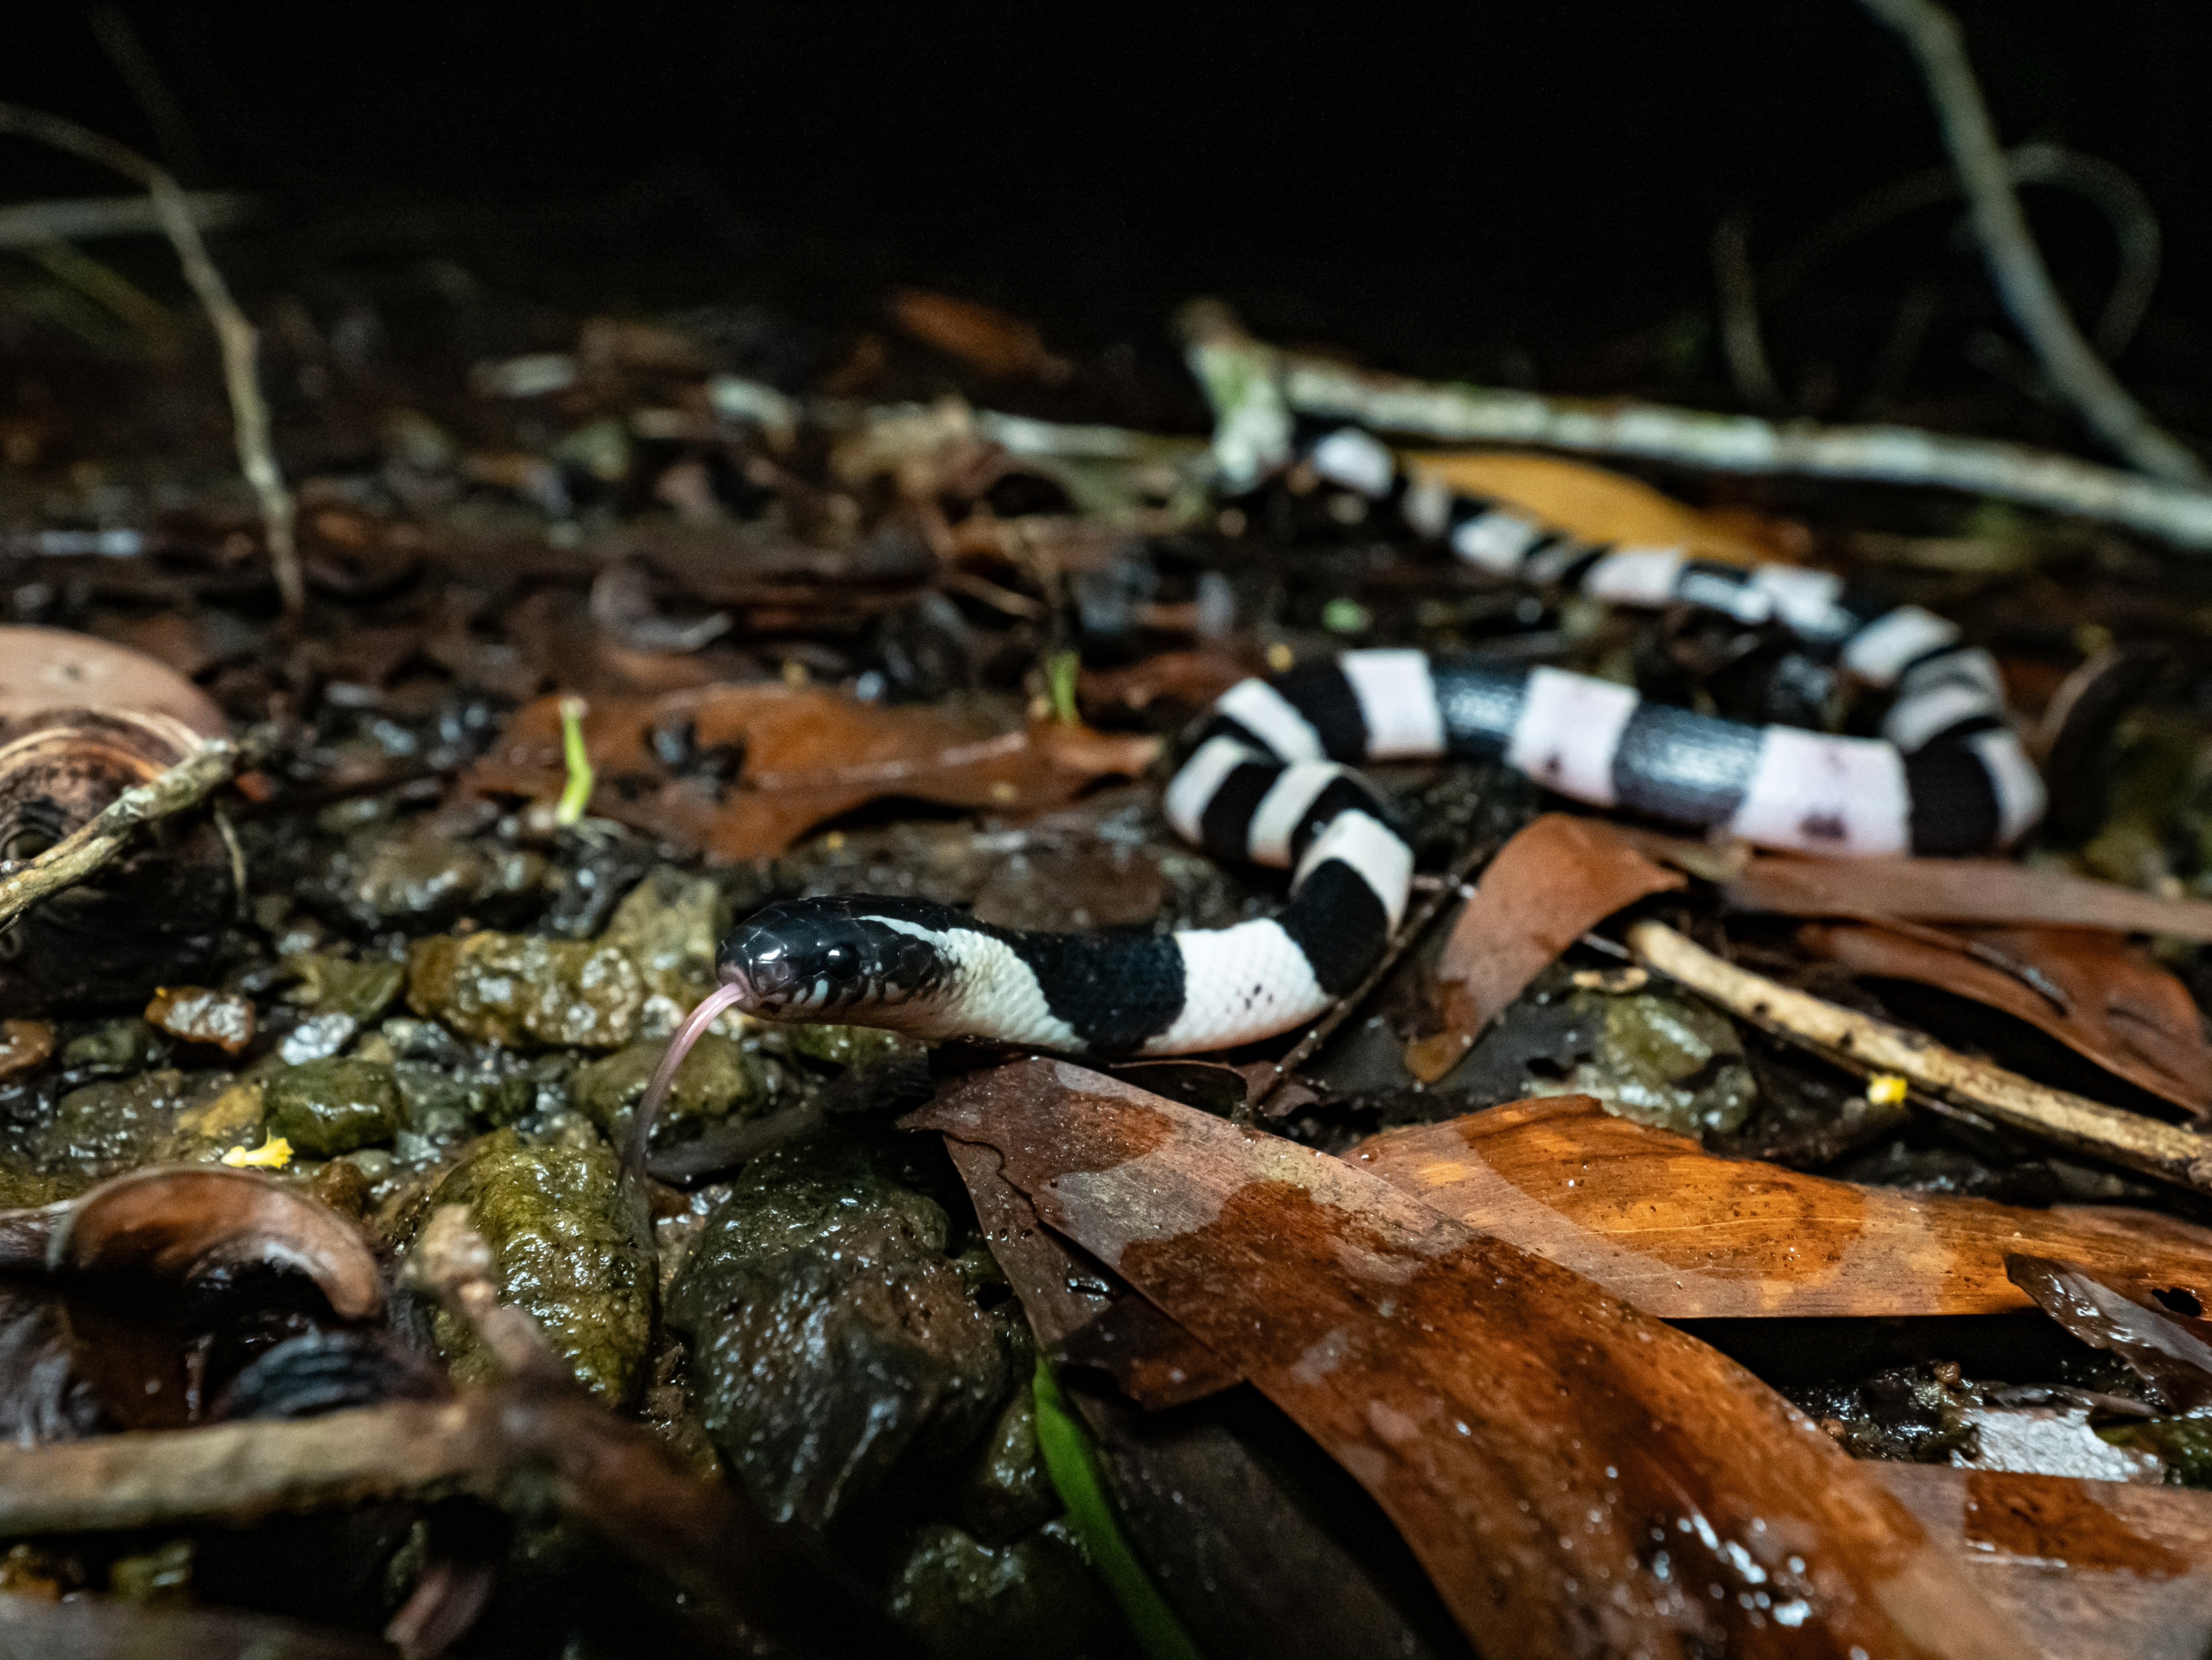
left=264, top=1059, right=402, bottom=1157
left=284, top=954, right=407, bottom=1023
left=39, top=1070, right=223, bottom=1178
left=571, top=1033, right=767, bottom=1148
left=599, top=868, right=726, bottom=1027
left=1556, top=987, right=1756, bottom=1138
left=406, top=932, right=642, bottom=1050
left=784, top=1022, right=922, bottom=1069
left=423, top=1129, right=653, bottom=1405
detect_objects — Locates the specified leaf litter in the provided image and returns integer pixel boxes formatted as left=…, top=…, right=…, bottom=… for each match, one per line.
left=8, top=150, right=2212, bottom=1660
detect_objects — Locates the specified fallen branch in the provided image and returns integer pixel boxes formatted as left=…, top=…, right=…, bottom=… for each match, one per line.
left=0, top=737, right=235, bottom=933
left=1176, top=304, right=2212, bottom=550
left=0, top=190, right=253, bottom=250
left=0, top=104, right=301, bottom=611
left=1626, top=919, right=2212, bottom=1195
left=1858, top=0, right=2201, bottom=483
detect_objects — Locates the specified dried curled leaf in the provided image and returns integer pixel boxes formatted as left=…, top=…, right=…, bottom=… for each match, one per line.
left=1799, top=921, right=2212, bottom=1115
left=47, top=1167, right=383, bottom=1321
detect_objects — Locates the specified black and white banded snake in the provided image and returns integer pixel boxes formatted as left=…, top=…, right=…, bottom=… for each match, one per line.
left=638, top=425, right=2047, bottom=1137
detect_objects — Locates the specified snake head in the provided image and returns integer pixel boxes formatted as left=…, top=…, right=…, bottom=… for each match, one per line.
left=717, top=897, right=955, bottom=1024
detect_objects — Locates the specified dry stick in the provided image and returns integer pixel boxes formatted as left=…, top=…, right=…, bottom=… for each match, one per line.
left=1626, top=919, right=2212, bottom=1195
left=0, top=191, right=253, bottom=251
left=0, top=104, right=301, bottom=611
left=1711, top=210, right=1784, bottom=413
left=0, top=739, right=235, bottom=934
left=1250, top=836, right=1494, bottom=1114
left=1857, top=0, right=2202, bottom=484
left=1178, top=307, right=2212, bottom=551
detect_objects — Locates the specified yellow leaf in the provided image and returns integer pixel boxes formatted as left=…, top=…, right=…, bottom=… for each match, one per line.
left=222, top=1136, right=293, bottom=1170
left=1401, top=451, right=1798, bottom=567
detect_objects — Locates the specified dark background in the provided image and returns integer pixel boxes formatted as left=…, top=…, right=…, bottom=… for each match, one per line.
left=3, top=3, right=2208, bottom=421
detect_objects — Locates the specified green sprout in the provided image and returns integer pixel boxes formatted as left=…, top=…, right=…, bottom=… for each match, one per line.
left=1032, top=1358, right=1205, bottom=1660
left=1045, top=650, right=1082, bottom=725
left=554, top=696, right=595, bottom=826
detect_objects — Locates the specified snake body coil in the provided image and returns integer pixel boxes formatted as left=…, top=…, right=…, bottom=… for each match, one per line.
left=703, top=426, right=2045, bottom=1060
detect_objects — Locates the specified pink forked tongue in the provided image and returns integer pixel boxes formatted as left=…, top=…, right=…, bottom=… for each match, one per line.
left=624, top=977, right=750, bottom=1178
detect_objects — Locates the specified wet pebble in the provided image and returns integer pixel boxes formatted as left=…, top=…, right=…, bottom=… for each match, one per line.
left=143, top=988, right=256, bottom=1055
left=406, top=932, right=642, bottom=1050
left=667, top=1125, right=1010, bottom=1529
left=572, top=1032, right=774, bottom=1150
left=264, top=1059, right=402, bottom=1157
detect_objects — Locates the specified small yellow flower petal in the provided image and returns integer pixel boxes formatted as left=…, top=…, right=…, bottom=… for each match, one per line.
left=1866, top=1073, right=1909, bottom=1108
left=222, top=1136, right=293, bottom=1170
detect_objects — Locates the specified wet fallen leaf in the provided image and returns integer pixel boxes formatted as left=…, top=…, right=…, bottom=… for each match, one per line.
left=1798, top=921, right=2212, bottom=1115
left=942, top=1133, right=1465, bottom=1660
left=890, top=289, right=1070, bottom=382
left=468, top=686, right=1157, bottom=861
left=914, top=1059, right=2025, bottom=1658
left=1872, top=1464, right=2212, bottom=1660
left=1351, top=1096, right=2212, bottom=1318
left=1724, top=853, right=2212, bottom=941
left=1399, top=453, right=1802, bottom=564
left=1407, top=814, right=1682, bottom=1083
left=2004, top=1254, right=2212, bottom=1414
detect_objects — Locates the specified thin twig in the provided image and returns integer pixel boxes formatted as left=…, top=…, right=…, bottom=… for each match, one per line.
left=1177, top=305, right=2212, bottom=550
left=1761, top=144, right=2161, bottom=363
left=1251, top=836, right=1495, bottom=1114
left=0, top=190, right=253, bottom=250
left=0, top=104, right=301, bottom=610
left=0, top=738, right=235, bottom=934
left=1626, top=919, right=2212, bottom=1196
left=1858, top=0, right=2201, bottom=482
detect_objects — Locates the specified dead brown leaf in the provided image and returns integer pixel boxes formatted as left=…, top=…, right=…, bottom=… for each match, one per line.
left=889, top=289, right=1070, bottom=382
left=1406, top=814, right=1683, bottom=1083
left=467, top=687, right=1157, bottom=861
left=914, top=1060, right=2026, bottom=1659
left=1725, top=854, right=2212, bottom=942
left=1873, top=1464, right=2212, bottom=1659
left=2004, top=1254, right=2212, bottom=1414
left=1798, top=921, right=2212, bottom=1115
left=1350, top=1096, right=2212, bottom=1318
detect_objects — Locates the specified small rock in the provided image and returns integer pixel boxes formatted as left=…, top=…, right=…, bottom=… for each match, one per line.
left=1549, top=987, right=1756, bottom=1138
left=39, top=1069, right=224, bottom=1176
left=59, top=1019, right=165, bottom=1078
left=421, top=1128, right=653, bottom=1404
left=406, top=932, right=642, bottom=1050
left=0, top=1021, right=53, bottom=1083
left=280, top=1012, right=359, bottom=1065
left=885, top=1521, right=1115, bottom=1660
left=264, top=1059, right=402, bottom=1157
left=392, top=1061, right=532, bottom=1137
left=303, top=824, right=545, bottom=932
left=783, top=1022, right=923, bottom=1070
left=960, top=1388, right=1060, bottom=1545
left=143, top=987, right=256, bottom=1055
left=158, top=1077, right=265, bottom=1162
left=571, top=1032, right=774, bottom=1150
left=599, top=868, right=726, bottom=1034
left=667, top=1126, right=1010, bottom=1529
left=283, top=954, right=407, bottom=1023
